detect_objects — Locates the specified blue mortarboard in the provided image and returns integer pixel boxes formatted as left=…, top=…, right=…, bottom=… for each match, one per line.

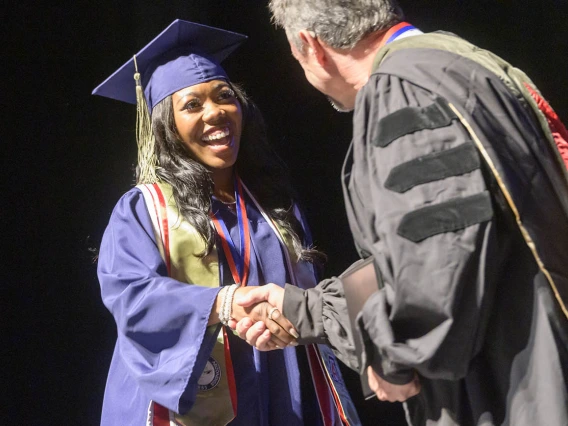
left=92, top=19, right=247, bottom=111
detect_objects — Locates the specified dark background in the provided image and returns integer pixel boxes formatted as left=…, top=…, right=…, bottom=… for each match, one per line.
left=4, top=1, right=568, bottom=424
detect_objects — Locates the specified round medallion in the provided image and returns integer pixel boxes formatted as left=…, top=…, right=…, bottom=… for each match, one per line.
left=197, top=357, right=222, bottom=391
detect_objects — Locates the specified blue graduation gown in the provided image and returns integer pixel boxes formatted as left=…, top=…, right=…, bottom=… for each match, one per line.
left=97, top=188, right=323, bottom=425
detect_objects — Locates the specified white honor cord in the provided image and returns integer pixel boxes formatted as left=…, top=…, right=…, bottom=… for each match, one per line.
left=239, top=181, right=298, bottom=287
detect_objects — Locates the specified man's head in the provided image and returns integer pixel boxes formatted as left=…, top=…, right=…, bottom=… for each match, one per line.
left=269, top=0, right=403, bottom=111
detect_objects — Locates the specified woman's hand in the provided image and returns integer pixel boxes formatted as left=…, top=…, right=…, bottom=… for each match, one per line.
left=235, top=283, right=285, bottom=311
left=229, top=286, right=298, bottom=350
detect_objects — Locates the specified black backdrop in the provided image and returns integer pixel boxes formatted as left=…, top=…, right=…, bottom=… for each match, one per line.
left=4, top=1, right=568, bottom=425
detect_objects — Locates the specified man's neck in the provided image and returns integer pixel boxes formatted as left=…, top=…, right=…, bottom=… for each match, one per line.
left=335, top=21, right=423, bottom=92
left=331, top=30, right=390, bottom=92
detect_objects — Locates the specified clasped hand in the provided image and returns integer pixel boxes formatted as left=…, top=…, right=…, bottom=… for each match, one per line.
left=228, top=284, right=299, bottom=350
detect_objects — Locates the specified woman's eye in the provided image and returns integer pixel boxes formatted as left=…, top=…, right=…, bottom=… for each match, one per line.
left=218, top=89, right=236, bottom=101
left=184, top=99, right=202, bottom=111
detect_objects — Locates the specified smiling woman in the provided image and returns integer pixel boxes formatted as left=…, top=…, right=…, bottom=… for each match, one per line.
left=172, top=80, right=242, bottom=172
left=91, top=19, right=356, bottom=426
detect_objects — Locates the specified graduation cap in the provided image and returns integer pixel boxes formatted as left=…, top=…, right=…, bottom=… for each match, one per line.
left=92, top=19, right=247, bottom=184
left=93, top=19, right=247, bottom=111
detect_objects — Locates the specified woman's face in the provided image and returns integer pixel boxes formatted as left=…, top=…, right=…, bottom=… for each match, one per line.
left=172, top=79, right=242, bottom=171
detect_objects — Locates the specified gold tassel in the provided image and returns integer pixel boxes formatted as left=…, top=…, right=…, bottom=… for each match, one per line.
left=133, top=55, right=158, bottom=184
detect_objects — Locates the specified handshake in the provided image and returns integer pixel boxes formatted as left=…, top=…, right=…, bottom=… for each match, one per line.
left=224, top=284, right=298, bottom=351
left=220, top=283, right=421, bottom=403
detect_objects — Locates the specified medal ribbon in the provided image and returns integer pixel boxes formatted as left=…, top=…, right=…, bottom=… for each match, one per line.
left=377, top=21, right=417, bottom=50
left=210, top=175, right=252, bottom=418
left=210, top=175, right=251, bottom=286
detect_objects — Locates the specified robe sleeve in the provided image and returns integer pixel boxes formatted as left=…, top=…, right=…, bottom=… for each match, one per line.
left=283, top=278, right=359, bottom=371
left=97, top=188, right=222, bottom=414
left=284, top=204, right=359, bottom=369
left=353, top=73, right=496, bottom=382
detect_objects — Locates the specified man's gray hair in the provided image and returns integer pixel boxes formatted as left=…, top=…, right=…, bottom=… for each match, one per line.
left=269, top=0, right=404, bottom=50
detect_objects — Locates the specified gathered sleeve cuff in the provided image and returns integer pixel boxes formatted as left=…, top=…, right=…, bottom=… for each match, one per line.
left=283, top=278, right=359, bottom=370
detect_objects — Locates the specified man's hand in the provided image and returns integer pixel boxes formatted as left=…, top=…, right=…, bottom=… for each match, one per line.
left=231, top=317, right=276, bottom=351
left=367, top=366, right=421, bottom=402
left=229, top=286, right=298, bottom=349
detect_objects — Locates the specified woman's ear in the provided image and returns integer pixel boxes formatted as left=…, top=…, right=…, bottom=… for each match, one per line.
left=298, top=30, right=327, bottom=66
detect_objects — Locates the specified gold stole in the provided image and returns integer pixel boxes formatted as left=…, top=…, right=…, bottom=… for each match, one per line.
left=138, top=182, right=234, bottom=426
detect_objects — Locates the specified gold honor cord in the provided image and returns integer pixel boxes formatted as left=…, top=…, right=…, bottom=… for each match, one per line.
left=448, top=103, right=568, bottom=320
left=133, top=55, right=158, bottom=184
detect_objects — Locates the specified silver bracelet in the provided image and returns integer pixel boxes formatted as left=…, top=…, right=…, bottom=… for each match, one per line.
left=217, top=286, right=230, bottom=325
left=221, top=285, right=231, bottom=325
left=224, top=284, right=239, bottom=325
left=220, top=284, right=239, bottom=326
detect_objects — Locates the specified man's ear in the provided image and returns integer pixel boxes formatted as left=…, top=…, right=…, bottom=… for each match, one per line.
left=298, top=30, right=327, bottom=66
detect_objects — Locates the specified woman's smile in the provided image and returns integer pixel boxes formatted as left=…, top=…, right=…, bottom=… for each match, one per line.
left=201, top=126, right=235, bottom=151
left=202, top=126, right=230, bottom=143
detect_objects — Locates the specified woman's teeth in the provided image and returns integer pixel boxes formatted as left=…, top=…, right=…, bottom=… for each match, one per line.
left=202, top=128, right=230, bottom=142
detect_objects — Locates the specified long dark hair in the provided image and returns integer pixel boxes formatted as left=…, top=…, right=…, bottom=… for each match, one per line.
left=148, top=82, right=326, bottom=264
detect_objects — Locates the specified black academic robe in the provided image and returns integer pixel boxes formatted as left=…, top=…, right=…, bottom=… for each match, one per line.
left=347, top=38, right=568, bottom=425
left=284, top=34, right=568, bottom=426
